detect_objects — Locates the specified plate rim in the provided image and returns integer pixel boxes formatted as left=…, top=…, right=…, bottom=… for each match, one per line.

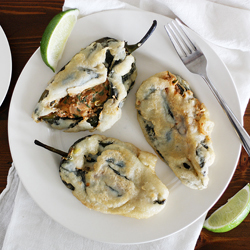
left=0, top=26, right=12, bottom=106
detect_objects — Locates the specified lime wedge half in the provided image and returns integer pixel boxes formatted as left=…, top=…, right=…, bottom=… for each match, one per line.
left=40, top=9, right=79, bottom=72
left=203, top=183, right=250, bottom=233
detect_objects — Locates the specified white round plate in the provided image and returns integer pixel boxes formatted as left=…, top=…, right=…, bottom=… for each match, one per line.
left=0, top=26, right=12, bottom=106
left=8, top=10, right=242, bottom=244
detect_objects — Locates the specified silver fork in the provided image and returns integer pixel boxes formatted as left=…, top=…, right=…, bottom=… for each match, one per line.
left=165, top=19, right=250, bottom=157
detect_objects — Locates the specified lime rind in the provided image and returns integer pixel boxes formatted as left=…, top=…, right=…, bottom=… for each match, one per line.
left=203, top=183, right=250, bottom=233
left=40, top=9, right=79, bottom=72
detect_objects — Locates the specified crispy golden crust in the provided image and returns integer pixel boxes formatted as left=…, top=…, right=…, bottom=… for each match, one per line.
left=60, top=134, right=169, bottom=219
left=136, top=71, right=215, bottom=190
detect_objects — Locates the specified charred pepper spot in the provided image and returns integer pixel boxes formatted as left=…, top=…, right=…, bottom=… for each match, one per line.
left=108, top=165, right=129, bottom=180
left=116, top=161, right=125, bottom=168
left=86, top=43, right=98, bottom=58
left=156, top=149, right=164, bottom=160
left=104, top=49, right=114, bottom=70
left=62, top=181, right=75, bottom=191
left=106, top=184, right=122, bottom=197
left=86, top=109, right=102, bottom=127
left=183, top=163, right=191, bottom=169
left=168, top=106, right=174, bottom=120
left=154, top=199, right=166, bottom=205
left=78, top=67, right=99, bottom=79
left=164, top=101, right=175, bottom=120
left=201, top=139, right=209, bottom=149
left=145, top=123, right=156, bottom=139
left=106, top=158, right=125, bottom=168
left=76, top=169, right=89, bottom=191
left=106, top=158, right=115, bottom=164
left=162, top=90, right=175, bottom=121
left=99, top=141, right=113, bottom=147
left=166, top=130, right=172, bottom=142
left=57, top=59, right=72, bottom=73
left=85, top=153, right=98, bottom=163
left=196, top=146, right=206, bottom=168
left=95, top=37, right=117, bottom=47
left=146, top=124, right=154, bottom=134
left=143, top=119, right=156, bottom=141
left=112, top=59, right=122, bottom=69
left=200, top=160, right=205, bottom=168
left=68, top=118, right=83, bottom=129
left=175, top=83, right=185, bottom=95
left=42, top=116, right=83, bottom=127
left=38, top=90, right=49, bottom=102
left=122, top=62, right=136, bottom=83
left=144, top=87, right=156, bottom=100
left=109, top=82, right=119, bottom=100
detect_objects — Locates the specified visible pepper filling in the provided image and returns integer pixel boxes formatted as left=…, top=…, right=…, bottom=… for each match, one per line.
left=51, top=79, right=109, bottom=119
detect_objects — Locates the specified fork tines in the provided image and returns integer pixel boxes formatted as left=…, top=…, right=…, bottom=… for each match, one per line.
left=164, top=19, right=197, bottom=58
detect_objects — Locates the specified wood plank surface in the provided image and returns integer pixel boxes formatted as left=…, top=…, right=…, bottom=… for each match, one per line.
left=195, top=103, right=250, bottom=250
left=0, top=1, right=249, bottom=249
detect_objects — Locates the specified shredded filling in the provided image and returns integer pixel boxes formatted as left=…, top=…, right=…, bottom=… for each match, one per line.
left=48, top=79, right=109, bottom=120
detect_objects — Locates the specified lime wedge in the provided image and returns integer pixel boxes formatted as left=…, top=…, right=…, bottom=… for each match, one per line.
left=203, top=183, right=250, bottom=233
left=40, top=9, right=79, bottom=72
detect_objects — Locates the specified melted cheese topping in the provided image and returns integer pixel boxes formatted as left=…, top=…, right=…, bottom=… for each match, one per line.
left=136, top=71, right=215, bottom=190
left=60, top=134, right=169, bottom=219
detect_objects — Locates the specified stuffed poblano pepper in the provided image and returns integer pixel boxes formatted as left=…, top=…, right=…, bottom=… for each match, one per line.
left=135, top=71, right=215, bottom=190
left=35, top=134, right=169, bottom=219
left=32, top=21, right=157, bottom=132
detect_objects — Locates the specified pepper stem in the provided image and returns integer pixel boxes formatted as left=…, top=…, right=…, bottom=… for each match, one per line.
left=34, top=140, right=68, bottom=158
left=125, top=20, right=157, bottom=54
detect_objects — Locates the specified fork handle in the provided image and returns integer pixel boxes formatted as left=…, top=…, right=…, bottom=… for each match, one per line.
left=202, top=75, right=250, bottom=157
